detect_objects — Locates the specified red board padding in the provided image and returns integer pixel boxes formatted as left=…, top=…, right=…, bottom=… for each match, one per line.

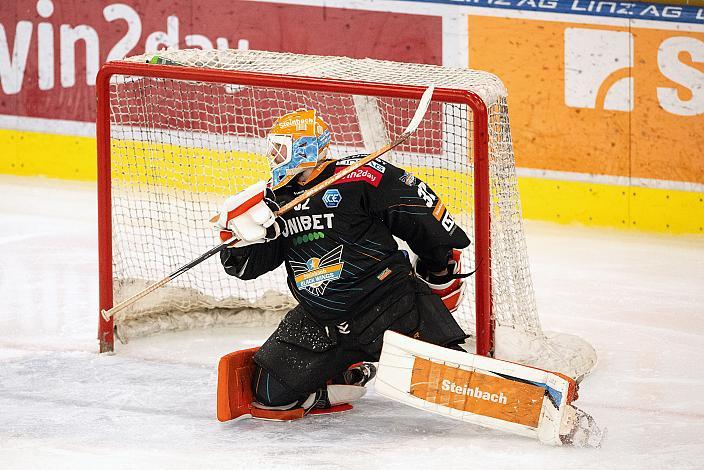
left=217, top=347, right=259, bottom=422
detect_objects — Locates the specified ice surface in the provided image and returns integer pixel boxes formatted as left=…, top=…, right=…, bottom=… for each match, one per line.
left=1, top=175, right=703, bottom=469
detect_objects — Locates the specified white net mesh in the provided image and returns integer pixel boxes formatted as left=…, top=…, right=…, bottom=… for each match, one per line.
left=104, top=49, right=596, bottom=378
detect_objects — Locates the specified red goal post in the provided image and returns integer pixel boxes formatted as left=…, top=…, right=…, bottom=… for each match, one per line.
left=96, top=60, right=492, bottom=356
left=95, top=50, right=595, bottom=380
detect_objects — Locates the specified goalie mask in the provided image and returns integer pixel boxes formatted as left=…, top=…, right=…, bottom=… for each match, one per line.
left=266, top=109, right=331, bottom=189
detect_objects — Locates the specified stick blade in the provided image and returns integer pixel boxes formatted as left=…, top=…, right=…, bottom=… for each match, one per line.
left=402, top=86, right=434, bottom=136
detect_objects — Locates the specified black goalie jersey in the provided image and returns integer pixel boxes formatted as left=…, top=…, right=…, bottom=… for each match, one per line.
left=220, top=156, right=470, bottom=321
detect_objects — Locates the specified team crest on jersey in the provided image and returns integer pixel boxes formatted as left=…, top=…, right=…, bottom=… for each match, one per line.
left=290, top=245, right=345, bottom=296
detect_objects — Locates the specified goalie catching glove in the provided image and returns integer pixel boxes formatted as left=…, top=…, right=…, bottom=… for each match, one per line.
left=215, top=181, right=281, bottom=247
left=415, top=249, right=469, bottom=313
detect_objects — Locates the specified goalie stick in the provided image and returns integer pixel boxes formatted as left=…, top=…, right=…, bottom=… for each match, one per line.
left=101, top=85, right=435, bottom=323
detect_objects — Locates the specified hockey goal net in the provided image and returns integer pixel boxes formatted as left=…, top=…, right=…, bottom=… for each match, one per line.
left=97, top=49, right=596, bottom=379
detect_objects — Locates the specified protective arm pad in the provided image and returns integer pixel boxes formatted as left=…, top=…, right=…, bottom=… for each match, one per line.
left=219, top=237, right=286, bottom=280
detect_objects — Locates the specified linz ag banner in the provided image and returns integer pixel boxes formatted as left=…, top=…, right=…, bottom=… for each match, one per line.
left=406, top=0, right=704, bottom=25
left=0, top=0, right=442, bottom=123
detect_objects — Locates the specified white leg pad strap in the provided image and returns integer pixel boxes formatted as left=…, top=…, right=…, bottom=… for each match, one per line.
left=301, top=384, right=367, bottom=409
left=327, top=384, right=367, bottom=406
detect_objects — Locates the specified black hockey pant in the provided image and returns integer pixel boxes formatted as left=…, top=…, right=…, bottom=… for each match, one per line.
left=252, top=275, right=468, bottom=407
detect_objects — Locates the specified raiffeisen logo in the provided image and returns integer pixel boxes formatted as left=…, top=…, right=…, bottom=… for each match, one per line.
left=441, top=379, right=508, bottom=405
left=564, top=27, right=704, bottom=116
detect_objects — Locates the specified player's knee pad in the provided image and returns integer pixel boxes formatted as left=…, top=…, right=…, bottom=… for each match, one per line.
left=251, top=364, right=305, bottom=408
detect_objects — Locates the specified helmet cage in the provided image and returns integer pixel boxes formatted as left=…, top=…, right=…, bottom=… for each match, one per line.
left=266, top=110, right=332, bottom=189
left=268, top=133, right=331, bottom=189
left=266, top=134, right=294, bottom=171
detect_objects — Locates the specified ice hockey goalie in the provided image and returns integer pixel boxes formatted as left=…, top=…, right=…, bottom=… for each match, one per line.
left=213, top=109, right=604, bottom=447
left=215, top=109, right=470, bottom=419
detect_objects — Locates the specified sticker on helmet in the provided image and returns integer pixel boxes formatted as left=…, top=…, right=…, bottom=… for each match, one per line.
left=268, top=109, right=331, bottom=188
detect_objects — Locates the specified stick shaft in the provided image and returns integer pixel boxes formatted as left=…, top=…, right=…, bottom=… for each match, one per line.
left=101, top=238, right=234, bottom=320
left=278, top=140, right=394, bottom=214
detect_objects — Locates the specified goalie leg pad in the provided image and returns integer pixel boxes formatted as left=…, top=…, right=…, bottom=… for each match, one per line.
left=251, top=363, right=368, bottom=409
left=216, top=347, right=258, bottom=422
left=305, top=384, right=366, bottom=412
left=250, top=384, right=365, bottom=421
left=375, top=331, right=604, bottom=447
left=216, top=348, right=364, bottom=422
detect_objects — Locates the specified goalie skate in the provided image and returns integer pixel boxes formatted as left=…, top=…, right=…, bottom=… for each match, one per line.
left=343, top=362, right=377, bottom=387
left=560, top=405, right=607, bottom=448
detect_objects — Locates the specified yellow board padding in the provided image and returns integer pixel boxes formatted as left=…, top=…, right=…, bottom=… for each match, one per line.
left=108, top=141, right=477, bottom=214
left=0, top=129, right=97, bottom=181
left=108, top=142, right=475, bottom=212
left=404, top=166, right=473, bottom=215
left=519, top=177, right=704, bottom=234
left=110, top=139, right=270, bottom=195
left=1, top=128, right=702, bottom=234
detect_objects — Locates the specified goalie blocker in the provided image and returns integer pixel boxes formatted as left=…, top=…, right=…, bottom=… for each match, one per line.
left=376, top=331, right=605, bottom=447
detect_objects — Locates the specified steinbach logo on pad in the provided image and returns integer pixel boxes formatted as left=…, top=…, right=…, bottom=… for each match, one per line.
left=410, top=357, right=546, bottom=427
left=441, top=379, right=508, bottom=405
left=290, top=245, right=345, bottom=296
